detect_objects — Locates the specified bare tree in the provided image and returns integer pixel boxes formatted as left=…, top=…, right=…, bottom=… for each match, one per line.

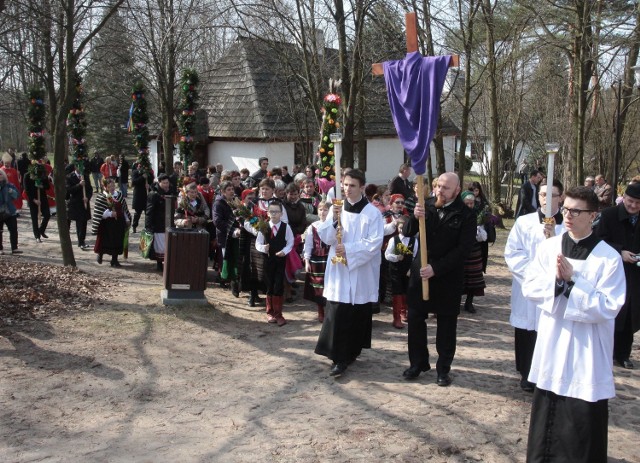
left=1, top=0, right=125, bottom=266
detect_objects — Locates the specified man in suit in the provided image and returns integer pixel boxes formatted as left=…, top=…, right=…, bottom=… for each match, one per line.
left=402, top=172, right=477, bottom=386
left=389, top=163, right=414, bottom=199
left=515, top=169, right=543, bottom=218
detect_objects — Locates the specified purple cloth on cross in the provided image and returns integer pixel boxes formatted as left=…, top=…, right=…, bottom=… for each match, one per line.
left=384, top=52, right=451, bottom=175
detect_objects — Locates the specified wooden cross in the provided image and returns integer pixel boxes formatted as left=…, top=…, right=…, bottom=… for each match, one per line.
left=372, top=12, right=459, bottom=301
left=372, top=13, right=459, bottom=75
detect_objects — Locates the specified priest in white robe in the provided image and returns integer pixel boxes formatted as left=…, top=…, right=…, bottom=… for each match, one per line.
left=522, top=186, right=626, bottom=463
left=314, top=169, right=384, bottom=377
left=504, top=180, right=565, bottom=392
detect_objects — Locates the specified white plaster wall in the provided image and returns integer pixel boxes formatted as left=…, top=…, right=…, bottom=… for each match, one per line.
left=366, top=136, right=458, bottom=185
left=208, top=141, right=294, bottom=172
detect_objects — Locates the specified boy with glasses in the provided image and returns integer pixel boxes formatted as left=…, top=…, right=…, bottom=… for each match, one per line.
left=522, top=186, right=625, bottom=461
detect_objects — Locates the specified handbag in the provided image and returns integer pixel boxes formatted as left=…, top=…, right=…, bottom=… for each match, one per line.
left=0, top=204, right=10, bottom=222
left=139, top=229, right=154, bottom=259
left=0, top=187, right=11, bottom=221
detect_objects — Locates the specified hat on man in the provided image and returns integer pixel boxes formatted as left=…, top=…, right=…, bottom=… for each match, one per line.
left=625, top=182, right=640, bottom=200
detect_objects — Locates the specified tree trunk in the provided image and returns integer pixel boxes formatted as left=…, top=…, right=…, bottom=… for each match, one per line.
left=482, top=0, right=500, bottom=202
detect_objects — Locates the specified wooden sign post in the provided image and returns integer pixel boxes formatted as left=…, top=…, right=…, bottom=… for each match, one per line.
left=372, top=12, right=459, bottom=301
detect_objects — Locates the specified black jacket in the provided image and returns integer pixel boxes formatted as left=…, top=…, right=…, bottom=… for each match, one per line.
left=596, top=203, right=640, bottom=333
left=145, top=185, right=172, bottom=233
left=405, top=196, right=477, bottom=314
left=66, top=171, right=93, bottom=221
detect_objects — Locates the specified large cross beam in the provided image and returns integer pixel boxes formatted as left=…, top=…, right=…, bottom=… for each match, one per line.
left=372, top=12, right=459, bottom=75
left=373, top=12, right=458, bottom=301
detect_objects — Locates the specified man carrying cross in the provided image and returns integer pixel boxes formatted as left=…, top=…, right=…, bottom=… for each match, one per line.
left=376, top=13, right=472, bottom=385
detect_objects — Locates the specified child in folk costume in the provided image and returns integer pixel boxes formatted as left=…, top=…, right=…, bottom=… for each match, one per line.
left=384, top=215, right=418, bottom=328
left=255, top=201, right=294, bottom=326
left=303, top=201, right=330, bottom=322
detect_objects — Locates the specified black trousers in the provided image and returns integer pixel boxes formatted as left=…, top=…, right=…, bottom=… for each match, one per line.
left=527, top=388, right=608, bottom=463
left=614, top=309, right=635, bottom=362
left=407, top=306, right=458, bottom=375
left=0, top=215, right=18, bottom=251
left=264, top=255, right=285, bottom=296
left=68, top=219, right=88, bottom=246
left=515, top=327, right=537, bottom=381
left=28, top=200, right=50, bottom=239
left=132, top=208, right=143, bottom=229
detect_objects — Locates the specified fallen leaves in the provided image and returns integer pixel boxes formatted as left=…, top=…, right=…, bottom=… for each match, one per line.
left=0, top=256, right=109, bottom=325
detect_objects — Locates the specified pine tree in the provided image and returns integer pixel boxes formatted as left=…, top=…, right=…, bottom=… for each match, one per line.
left=84, top=7, right=138, bottom=156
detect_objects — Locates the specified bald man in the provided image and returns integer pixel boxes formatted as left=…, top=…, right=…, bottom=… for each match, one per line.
left=401, top=172, right=477, bottom=386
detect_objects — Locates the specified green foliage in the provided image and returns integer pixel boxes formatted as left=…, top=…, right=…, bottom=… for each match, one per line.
left=130, top=82, right=151, bottom=177
left=316, top=86, right=342, bottom=185
left=26, top=88, right=47, bottom=187
left=178, top=68, right=199, bottom=167
left=67, top=73, right=89, bottom=175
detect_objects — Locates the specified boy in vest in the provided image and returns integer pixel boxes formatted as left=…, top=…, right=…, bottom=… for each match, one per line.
left=256, top=201, right=294, bottom=326
left=385, top=215, right=418, bottom=328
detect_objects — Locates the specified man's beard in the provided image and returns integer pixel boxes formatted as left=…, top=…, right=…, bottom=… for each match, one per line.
left=434, top=196, right=446, bottom=208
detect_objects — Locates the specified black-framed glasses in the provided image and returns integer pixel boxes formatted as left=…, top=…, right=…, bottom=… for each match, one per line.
left=560, top=206, right=594, bottom=217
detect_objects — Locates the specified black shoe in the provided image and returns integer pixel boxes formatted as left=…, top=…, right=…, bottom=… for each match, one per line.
left=464, top=303, right=476, bottom=313
left=132, top=227, right=137, bottom=234
left=80, top=244, right=90, bottom=250
left=156, top=261, right=163, bottom=272
left=35, top=238, right=42, bottom=243
left=40, top=232, right=48, bottom=239
left=329, top=363, right=347, bottom=377
left=248, top=296, right=256, bottom=307
left=97, top=254, right=103, bottom=264
left=110, top=261, right=122, bottom=268
left=11, top=249, right=23, bottom=255
left=231, top=282, right=239, bottom=298
left=403, top=364, right=431, bottom=380
left=436, top=373, right=452, bottom=387
left=520, top=379, right=535, bottom=392
left=616, top=358, right=635, bottom=369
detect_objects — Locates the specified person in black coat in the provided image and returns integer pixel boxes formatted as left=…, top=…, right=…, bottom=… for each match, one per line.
left=596, top=182, right=640, bottom=369
left=145, top=174, right=172, bottom=271
left=65, top=163, right=93, bottom=249
left=388, top=163, right=414, bottom=200
left=118, top=155, right=130, bottom=198
left=131, top=163, right=153, bottom=233
left=515, top=170, right=543, bottom=218
left=402, top=172, right=477, bottom=386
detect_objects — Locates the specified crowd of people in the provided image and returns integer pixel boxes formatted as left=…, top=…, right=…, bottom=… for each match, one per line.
left=1, top=148, right=639, bottom=462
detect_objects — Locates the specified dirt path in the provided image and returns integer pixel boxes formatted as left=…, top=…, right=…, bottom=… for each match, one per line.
left=0, top=211, right=638, bottom=462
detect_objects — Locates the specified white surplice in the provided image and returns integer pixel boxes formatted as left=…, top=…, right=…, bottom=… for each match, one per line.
left=522, top=234, right=626, bottom=402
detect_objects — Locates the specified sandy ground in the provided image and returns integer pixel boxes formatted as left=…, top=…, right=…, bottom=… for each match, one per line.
left=0, top=206, right=639, bottom=463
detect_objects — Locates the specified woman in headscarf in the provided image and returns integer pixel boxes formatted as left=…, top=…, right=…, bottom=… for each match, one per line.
left=92, top=177, right=131, bottom=267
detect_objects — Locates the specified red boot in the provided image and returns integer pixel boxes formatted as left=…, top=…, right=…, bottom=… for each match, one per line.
left=317, top=304, right=325, bottom=323
left=392, top=295, right=404, bottom=329
left=266, top=296, right=277, bottom=323
left=400, top=295, right=408, bottom=323
left=273, top=295, right=287, bottom=326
